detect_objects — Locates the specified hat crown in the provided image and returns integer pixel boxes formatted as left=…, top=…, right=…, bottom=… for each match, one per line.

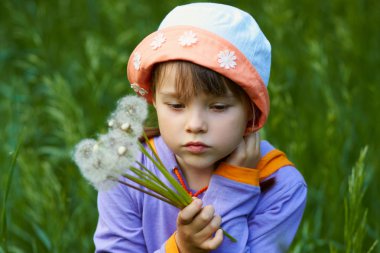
left=158, top=3, right=271, bottom=86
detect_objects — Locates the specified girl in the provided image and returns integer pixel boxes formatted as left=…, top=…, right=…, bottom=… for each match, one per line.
left=94, top=3, right=307, bottom=253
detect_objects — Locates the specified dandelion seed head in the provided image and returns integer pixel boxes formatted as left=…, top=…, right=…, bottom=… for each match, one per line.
left=116, top=95, right=148, bottom=123
left=82, top=146, right=123, bottom=190
left=73, top=139, right=97, bottom=169
left=72, top=139, right=116, bottom=190
left=107, top=97, right=147, bottom=137
left=97, top=129, right=140, bottom=171
left=73, top=95, right=147, bottom=191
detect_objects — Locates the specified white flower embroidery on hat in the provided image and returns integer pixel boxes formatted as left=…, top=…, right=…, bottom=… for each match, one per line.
left=178, top=31, right=198, bottom=47
left=150, top=32, right=166, bottom=50
left=130, top=83, right=148, bottom=96
left=217, top=50, right=237, bottom=69
left=138, top=87, right=148, bottom=96
left=133, top=53, right=141, bottom=70
left=131, top=83, right=140, bottom=93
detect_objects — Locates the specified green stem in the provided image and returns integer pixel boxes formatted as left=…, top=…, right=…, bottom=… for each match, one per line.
left=222, top=230, right=237, bottom=243
left=116, top=179, right=177, bottom=207
left=123, top=173, right=184, bottom=208
left=134, top=162, right=186, bottom=206
left=1, top=132, right=23, bottom=250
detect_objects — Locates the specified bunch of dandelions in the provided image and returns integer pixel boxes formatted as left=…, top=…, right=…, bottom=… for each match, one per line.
left=73, top=95, right=237, bottom=242
left=73, top=95, right=146, bottom=190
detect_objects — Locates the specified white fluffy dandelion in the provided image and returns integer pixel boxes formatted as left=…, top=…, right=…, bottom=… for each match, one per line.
left=73, top=129, right=140, bottom=191
left=73, top=95, right=147, bottom=191
left=73, top=138, right=117, bottom=190
left=107, top=95, right=148, bottom=137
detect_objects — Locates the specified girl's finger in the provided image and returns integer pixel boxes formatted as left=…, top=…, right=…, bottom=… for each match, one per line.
left=177, top=198, right=203, bottom=225
left=195, top=214, right=221, bottom=240
left=224, top=138, right=247, bottom=166
left=190, top=205, right=216, bottom=231
left=200, top=228, right=224, bottom=251
left=243, top=131, right=261, bottom=168
left=245, top=131, right=260, bottom=152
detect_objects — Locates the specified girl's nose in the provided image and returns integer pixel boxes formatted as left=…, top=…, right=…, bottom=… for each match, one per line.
left=185, top=109, right=208, bottom=133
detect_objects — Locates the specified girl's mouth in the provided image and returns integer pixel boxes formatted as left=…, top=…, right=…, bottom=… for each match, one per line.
left=184, top=142, right=210, bottom=153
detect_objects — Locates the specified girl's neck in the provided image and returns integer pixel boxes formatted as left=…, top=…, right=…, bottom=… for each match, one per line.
left=183, top=168, right=213, bottom=191
left=175, top=159, right=214, bottom=191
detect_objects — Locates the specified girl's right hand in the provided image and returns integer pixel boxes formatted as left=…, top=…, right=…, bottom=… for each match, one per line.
left=175, top=198, right=223, bottom=253
left=224, top=131, right=261, bottom=169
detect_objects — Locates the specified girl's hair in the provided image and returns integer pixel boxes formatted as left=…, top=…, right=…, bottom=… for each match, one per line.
left=152, top=61, right=254, bottom=117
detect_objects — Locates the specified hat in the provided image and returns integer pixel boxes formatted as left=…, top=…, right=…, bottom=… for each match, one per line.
left=127, top=3, right=271, bottom=132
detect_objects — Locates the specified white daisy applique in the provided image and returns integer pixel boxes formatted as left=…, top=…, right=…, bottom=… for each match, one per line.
left=178, top=31, right=198, bottom=47
left=131, top=83, right=140, bottom=93
left=217, top=50, right=237, bottom=69
left=150, top=32, right=166, bottom=50
left=130, top=83, right=148, bottom=96
left=138, top=87, right=148, bottom=96
left=133, top=53, right=141, bottom=70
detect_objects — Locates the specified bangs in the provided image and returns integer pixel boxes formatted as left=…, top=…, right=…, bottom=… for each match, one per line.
left=152, top=61, right=247, bottom=103
left=152, top=60, right=256, bottom=123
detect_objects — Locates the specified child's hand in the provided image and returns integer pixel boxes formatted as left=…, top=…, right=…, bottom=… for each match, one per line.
left=224, top=131, right=261, bottom=169
left=175, top=198, right=223, bottom=253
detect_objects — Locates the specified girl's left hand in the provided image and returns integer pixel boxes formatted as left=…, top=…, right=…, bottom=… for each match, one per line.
left=224, top=131, right=261, bottom=169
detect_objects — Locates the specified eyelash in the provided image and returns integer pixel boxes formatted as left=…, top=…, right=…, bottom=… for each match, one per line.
left=166, top=103, right=230, bottom=112
left=167, top=103, right=185, bottom=110
left=210, top=104, right=229, bottom=111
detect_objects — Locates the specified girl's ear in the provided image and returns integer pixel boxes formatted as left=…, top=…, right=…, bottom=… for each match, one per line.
left=244, top=119, right=254, bottom=136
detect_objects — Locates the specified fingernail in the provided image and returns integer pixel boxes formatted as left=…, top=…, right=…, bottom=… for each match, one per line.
left=193, top=198, right=202, bottom=207
left=211, top=218, right=219, bottom=227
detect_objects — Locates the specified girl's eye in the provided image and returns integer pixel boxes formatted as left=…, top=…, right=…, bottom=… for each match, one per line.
left=210, top=104, right=229, bottom=111
left=167, top=103, right=185, bottom=110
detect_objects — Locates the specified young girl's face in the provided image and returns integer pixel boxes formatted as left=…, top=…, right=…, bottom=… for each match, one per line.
left=153, top=64, right=250, bottom=173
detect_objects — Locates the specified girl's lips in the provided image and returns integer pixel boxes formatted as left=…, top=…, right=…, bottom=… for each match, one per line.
left=185, top=145, right=209, bottom=153
left=184, top=142, right=210, bottom=153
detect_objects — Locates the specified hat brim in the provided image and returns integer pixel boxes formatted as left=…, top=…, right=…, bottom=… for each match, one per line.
left=127, top=25, right=269, bottom=132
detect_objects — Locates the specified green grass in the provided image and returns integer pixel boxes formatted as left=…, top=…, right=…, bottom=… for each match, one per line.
left=1, top=0, right=379, bottom=252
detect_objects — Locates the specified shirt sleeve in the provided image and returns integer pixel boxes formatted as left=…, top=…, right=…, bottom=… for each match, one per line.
left=247, top=166, right=307, bottom=253
left=201, top=162, right=306, bottom=252
left=94, top=181, right=148, bottom=252
left=94, top=180, right=177, bottom=253
left=201, top=163, right=262, bottom=251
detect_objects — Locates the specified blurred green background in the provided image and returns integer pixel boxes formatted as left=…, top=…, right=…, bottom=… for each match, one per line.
left=1, top=0, right=379, bottom=252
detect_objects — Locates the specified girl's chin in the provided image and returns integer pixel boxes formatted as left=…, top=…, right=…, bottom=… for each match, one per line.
left=176, top=156, right=221, bottom=171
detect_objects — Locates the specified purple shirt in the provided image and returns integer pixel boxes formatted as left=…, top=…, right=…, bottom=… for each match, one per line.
left=94, top=136, right=307, bottom=252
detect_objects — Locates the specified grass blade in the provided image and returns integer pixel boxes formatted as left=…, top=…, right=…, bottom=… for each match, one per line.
left=1, top=133, right=23, bottom=250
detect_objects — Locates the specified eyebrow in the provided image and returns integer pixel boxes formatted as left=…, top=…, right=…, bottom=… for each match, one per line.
left=158, top=91, right=180, bottom=97
left=158, top=91, right=237, bottom=99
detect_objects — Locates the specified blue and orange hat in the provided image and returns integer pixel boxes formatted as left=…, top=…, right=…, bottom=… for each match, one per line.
left=127, top=3, right=271, bottom=132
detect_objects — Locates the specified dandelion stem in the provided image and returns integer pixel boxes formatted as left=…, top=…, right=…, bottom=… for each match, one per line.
left=222, top=230, right=237, bottom=243
left=139, top=135, right=192, bottom=204
left=117, top=179, right=179, bottom=208
left=133, top=163, right=186, bottom=207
